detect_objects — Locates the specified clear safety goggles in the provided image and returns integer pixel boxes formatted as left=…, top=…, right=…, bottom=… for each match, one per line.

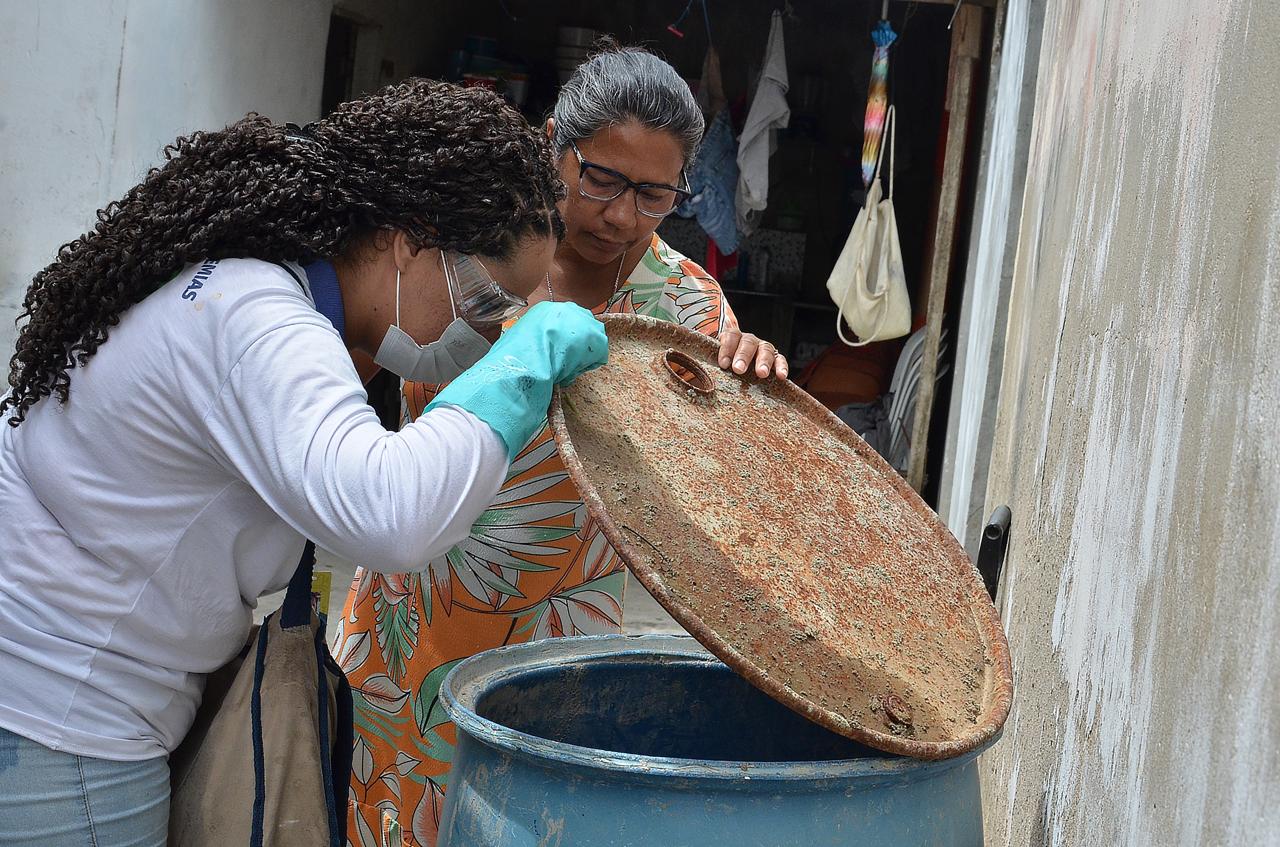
left=441, top=250, right=528, bottom=327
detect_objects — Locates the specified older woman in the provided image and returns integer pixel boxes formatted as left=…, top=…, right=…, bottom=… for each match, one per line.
left=337, top=46, right=784, bottom=846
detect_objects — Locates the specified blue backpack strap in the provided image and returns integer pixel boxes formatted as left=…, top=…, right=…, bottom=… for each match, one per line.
left=275, top=260, right=346, bottom=341
left=280, top=541, right=317, bottom=630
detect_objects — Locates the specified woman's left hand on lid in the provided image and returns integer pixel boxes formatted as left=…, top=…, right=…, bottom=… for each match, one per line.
left=717, top=328, right=789, bottom=380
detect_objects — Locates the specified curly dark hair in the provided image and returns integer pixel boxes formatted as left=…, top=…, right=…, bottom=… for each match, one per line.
left=3, top=77, right=565, bottom=426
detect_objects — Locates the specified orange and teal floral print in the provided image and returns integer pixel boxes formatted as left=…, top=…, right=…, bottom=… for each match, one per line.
left=338, top=234, right=738, bottom=846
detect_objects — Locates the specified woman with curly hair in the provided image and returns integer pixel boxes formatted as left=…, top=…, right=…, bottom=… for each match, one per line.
left=0, top=78, right=605, bottom=843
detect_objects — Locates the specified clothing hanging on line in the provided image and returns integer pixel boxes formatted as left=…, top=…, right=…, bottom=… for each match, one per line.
left=676, top=109, right=740, bottom=254
left=695, top=45, right=726, bottom=117
left=735, top=9, right=789, bottom=235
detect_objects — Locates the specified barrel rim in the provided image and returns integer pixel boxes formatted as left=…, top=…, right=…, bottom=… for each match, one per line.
left=440, top=635, right=997, bottom=784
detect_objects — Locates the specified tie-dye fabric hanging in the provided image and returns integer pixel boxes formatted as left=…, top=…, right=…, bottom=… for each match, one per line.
left=861, top=19, right=898, bottom=187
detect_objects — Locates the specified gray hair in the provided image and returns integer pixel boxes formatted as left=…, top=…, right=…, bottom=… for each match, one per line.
left=552, top=46, right=705, bottom=165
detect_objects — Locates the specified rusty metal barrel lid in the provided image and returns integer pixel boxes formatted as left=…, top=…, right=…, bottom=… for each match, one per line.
left=548, top=315, right=1013, bottom=760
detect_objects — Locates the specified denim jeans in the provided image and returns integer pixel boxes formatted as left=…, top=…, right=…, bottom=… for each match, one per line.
left=0, top=726, right=168, bottom=846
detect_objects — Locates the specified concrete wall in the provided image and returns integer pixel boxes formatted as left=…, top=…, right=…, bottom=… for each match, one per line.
left=0, top=0, right=333, bottom=361
left=981, top=0, right=1280, bottom=844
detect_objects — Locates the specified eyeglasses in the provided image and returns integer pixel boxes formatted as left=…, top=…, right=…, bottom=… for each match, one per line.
left=441, top=250, right=527, bottom=326
left=570, top=141, right=692, bottom=219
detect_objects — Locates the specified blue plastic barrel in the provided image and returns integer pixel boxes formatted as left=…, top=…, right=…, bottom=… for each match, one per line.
left=438, top=635, right=995, bottom=847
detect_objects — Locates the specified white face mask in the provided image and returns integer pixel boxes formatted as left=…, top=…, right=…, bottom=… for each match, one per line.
left=373, top=268, right=491, bottom=384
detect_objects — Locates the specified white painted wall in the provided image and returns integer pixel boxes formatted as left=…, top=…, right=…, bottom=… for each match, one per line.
left=0, top=0, right=332, bottom=362
left=981, top=0, right=1280, bottom=843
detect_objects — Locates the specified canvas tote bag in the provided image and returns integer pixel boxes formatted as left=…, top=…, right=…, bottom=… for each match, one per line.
left=826, top=104, right=911, bottom=346
left=168, top=543, right=354, bottom=846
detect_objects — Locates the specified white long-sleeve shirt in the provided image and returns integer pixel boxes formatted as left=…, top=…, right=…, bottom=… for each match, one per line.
left=0, top=258, right=507, bottom=760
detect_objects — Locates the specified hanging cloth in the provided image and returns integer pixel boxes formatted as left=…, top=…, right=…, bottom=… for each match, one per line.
left=676, top=109, right=741, bottom=253
left=827, top=104, right=911, bottom=346
left=693, top=0, right=725, bottom=117
left=861, top=20, right=898, bottom=187
left=677, top=3, right=739, bottom=252
left=696, top=45, right=727, bottom=117
left=735, top=9, right=790, bottom=235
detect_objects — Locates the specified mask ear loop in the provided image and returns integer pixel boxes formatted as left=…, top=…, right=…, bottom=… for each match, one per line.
left=441, top=250, right=459, bottom=321
left=394, top=268, right=402, bottom=328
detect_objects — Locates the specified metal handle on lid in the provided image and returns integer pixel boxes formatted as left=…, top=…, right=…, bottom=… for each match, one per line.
left=661, top=349, right=716, bottom=399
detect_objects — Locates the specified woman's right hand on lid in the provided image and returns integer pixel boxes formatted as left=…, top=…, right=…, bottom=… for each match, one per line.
left=424, top=301, right=608, bottom=459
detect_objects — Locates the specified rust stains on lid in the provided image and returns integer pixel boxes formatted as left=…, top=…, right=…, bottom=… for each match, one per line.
left=549, top=315, right=1013, bottom=760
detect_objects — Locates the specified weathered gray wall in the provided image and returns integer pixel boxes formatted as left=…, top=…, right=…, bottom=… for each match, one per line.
left=0, top=0, right=448, bottom=364
left=0, top=0, right=332, bottom=361
left=981, top=0, right=1280, bottom=844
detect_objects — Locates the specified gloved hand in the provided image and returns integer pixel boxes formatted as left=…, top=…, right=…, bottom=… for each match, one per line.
left=425, top=301, right=608, bottom=458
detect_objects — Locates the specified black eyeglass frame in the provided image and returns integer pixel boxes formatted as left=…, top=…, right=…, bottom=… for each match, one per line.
left=569, top=141, right=692, bottom=219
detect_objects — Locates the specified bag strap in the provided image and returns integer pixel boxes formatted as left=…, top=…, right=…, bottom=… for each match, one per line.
left=250, top=611, right=271, bottom=847
left=315, top=625, right=344, bottom=846
left=874, top=104, right=896, bottom=200
left=249, top=262, right=344, bottom=839
left=837, top=301, right=893, bottom=347
left=280, top=541, right=318, bottom=629
left=277, top=261, right=345, bottom=627
left=325, top=646, right=354, bottom=846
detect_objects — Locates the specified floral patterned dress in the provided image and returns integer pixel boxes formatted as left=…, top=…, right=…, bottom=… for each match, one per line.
left=337, top=234, right=738, bottom=847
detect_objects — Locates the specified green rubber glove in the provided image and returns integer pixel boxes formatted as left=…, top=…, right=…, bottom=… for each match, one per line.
left=425, top=301, right=608, bottom=458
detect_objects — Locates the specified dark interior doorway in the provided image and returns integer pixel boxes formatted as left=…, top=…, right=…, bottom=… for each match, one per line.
left=322, top=13, right=359, bottom=117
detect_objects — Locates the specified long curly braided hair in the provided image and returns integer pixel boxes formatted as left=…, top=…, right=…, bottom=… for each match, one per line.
left=3, top=78, right=565, bottom=426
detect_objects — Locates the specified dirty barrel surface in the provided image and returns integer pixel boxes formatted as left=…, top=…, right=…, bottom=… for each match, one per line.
left=437, top=636, right=993, bottom=847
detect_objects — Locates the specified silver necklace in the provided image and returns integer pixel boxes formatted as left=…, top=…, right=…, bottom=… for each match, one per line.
left=546, top=249, right=627, bottom=304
